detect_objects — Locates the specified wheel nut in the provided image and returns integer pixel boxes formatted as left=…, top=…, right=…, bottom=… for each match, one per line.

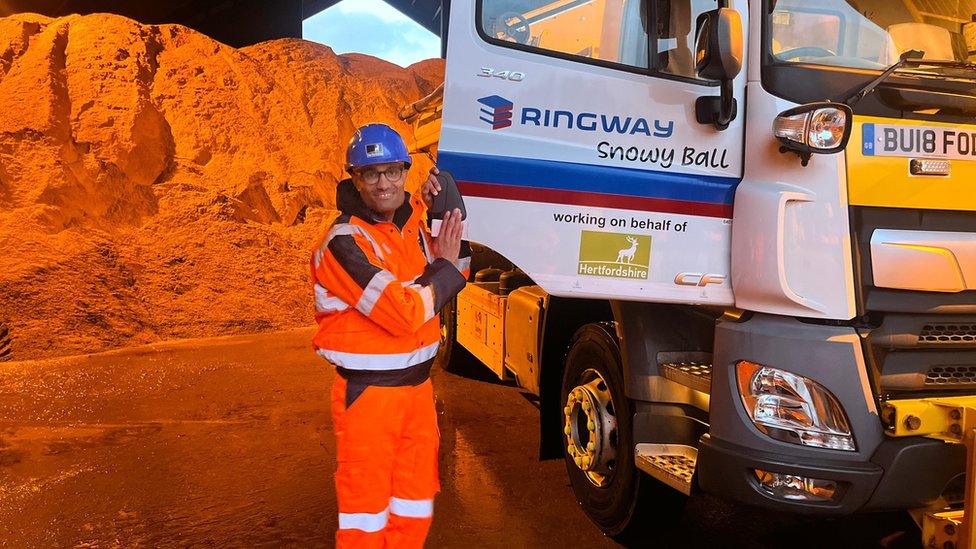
left=564, top=406, right=571, bottom=415
left=587, top=441, right=596, bottom=451
left=587, top=420, right=596, bottom=431
left=564, top=425, right=572, bottom=435
left=582, top=401, right=591, bottom=411
left=904, top=415, right=922, bottom=431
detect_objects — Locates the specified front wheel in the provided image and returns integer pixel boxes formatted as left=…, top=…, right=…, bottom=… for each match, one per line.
left=561, top=323, right=678, bottom=540
left=437, top=297, right=472, bottom=374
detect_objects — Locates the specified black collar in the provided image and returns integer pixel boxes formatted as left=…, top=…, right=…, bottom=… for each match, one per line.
left=336, top=179, right=413, bottom=230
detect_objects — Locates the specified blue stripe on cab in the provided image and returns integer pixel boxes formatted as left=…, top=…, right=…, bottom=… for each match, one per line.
left=438, top=151, right=738, bottom=205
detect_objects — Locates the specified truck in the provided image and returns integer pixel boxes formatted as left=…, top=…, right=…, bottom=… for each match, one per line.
left=400, top=0, right=976, bottom=545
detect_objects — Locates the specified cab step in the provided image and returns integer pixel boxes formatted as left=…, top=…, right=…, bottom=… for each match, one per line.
left=658, top=352, right=713, bottom=394
left=635, top=443, right=698, bottom=496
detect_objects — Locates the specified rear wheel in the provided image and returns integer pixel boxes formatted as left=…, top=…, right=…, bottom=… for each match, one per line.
left=437, top=298, right=474, bottom=374
left=561, top=323, right=677, bottom=540
left=437, top=297, right=460, bottom=372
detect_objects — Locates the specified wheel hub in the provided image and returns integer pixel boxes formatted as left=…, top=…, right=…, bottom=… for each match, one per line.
left=564, top=370, right=618, bottom=487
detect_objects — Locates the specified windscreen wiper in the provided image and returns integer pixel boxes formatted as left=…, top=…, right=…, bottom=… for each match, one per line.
left=844, top=49, right=925, bottom=106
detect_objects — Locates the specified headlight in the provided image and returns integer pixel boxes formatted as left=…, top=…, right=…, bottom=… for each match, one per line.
left=736, top=361, right=856, bottom=451
left=773, top=102, right=853, bottom=161
left=807, top=108, right=848, bottom=149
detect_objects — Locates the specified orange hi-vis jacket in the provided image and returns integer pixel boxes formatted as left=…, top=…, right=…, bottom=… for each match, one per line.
left=311, top=179, right=467, bottom=398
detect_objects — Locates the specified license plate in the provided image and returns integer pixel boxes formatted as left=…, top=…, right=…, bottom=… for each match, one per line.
left=862, top=123, right=976, bottom=160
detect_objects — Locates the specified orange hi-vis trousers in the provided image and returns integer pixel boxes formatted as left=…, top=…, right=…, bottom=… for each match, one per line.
left=331, top=376, right=440, bottom=548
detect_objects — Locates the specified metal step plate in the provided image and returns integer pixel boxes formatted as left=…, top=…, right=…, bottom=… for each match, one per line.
left=659, top=359, right=713, bottom=394
left=635, top=443, right=697, bottom=496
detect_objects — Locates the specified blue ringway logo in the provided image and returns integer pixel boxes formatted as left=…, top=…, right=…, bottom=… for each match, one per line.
left=477, top=95, right=514, bottom=130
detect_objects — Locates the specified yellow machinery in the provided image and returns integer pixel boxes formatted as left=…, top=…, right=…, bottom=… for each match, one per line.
left=885, top=398, right=976, bottom=548
left=398, top=84, right=444, bottom=154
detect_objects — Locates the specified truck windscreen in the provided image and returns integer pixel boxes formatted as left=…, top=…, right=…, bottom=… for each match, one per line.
left=763, top=0, right=976, bottom=113
left=766, top=0, right=975, bottom=70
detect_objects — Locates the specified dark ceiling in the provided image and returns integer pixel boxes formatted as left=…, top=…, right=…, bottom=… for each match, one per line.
left=303, top=0, right=445, bottom=36
left=2, top=0, right=446, bottom=48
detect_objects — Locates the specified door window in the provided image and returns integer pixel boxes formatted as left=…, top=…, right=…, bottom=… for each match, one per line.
left=655, top=0, right=718, bottom=78
left=479, top=0, right=718, bottom=83
left=480, top=0, right=650, bottom=69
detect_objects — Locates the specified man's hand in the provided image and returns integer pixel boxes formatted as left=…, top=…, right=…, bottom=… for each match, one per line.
left=432, top=208, right=463, bottom=265
left=422, top=166, right=440, bottom=209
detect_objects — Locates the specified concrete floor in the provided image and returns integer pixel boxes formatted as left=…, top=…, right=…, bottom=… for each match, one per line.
left=0, top=328, right=921, bottom=548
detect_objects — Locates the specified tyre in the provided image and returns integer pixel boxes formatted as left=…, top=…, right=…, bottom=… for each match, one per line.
left=436, top=297, right=475, bottom=374
left=561, top=322, right=680, bottom=541
left=437, top=297, right=458, bottom=371
left=0, top=322, right=11, bottom=362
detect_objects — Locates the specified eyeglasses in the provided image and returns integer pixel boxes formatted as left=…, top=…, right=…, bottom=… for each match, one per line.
left=357, top=165, right=406, bottom=185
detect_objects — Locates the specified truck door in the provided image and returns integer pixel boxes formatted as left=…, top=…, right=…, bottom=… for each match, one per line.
left=438, top=0, right=746, bottom=305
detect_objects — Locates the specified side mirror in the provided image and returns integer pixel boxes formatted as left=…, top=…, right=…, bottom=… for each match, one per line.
left=694, top=8, right=744, bottom=130
left=695, top=8, right=744, bottom=81
left=428, top=170, right=467, bottom=235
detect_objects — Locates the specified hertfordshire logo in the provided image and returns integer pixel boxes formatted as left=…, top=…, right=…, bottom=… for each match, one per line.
left=578, top=231, right=651, bottom=280
left=477, top=95, right=514, bottom=130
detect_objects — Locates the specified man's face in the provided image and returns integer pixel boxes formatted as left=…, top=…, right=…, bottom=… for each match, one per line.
left=351, top=162, right=407, bottom=220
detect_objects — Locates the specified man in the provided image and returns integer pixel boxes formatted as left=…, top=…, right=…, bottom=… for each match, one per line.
left=310, top=123, right=467, bottom=548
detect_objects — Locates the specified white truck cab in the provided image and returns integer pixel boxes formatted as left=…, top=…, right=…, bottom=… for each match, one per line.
left=404, top=0, right=976, bottom=543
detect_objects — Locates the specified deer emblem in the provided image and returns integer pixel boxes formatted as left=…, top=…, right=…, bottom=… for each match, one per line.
left=616, top=236, right=639, bottom=264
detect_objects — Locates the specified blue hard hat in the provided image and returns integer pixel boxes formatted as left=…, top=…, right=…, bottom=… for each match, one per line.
left=345, top=123, right=412, bottom=172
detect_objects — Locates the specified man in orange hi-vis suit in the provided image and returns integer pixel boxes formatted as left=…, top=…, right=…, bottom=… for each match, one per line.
left=311, top=123, right=469, bottom=548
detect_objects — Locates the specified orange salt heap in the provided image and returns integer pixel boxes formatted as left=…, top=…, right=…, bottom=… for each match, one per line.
left=0, top=12, right=443, bottom=359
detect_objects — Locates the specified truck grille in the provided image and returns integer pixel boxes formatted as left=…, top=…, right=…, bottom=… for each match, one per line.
left=925, top=365, right=976, bottom=387
left=920, top=324, right=976, bottom=345
left=869, top=314, right=976, bottom=394
left=852, top=206, right=976, bottom=396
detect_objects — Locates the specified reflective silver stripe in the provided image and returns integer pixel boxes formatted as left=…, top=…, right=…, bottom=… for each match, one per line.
left=456, top=256, right=471, bottom=273
left=338, top=507, right=389, bottom=532
left=317, top=223, right=385, bottom=265
left=404, top=283, right=435, bottom=322
left=390, top=497, right=433, bottom=518
left=317, top=341, right=439, bottom=371
left=314, top=283, right=349, bottom=313
left=356, top=271, right=396, bottom=316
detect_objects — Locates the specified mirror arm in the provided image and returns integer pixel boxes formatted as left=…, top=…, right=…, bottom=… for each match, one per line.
left=718, top=79, right=736, bottom=128
left=695, top=79, right=737, bottom=131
